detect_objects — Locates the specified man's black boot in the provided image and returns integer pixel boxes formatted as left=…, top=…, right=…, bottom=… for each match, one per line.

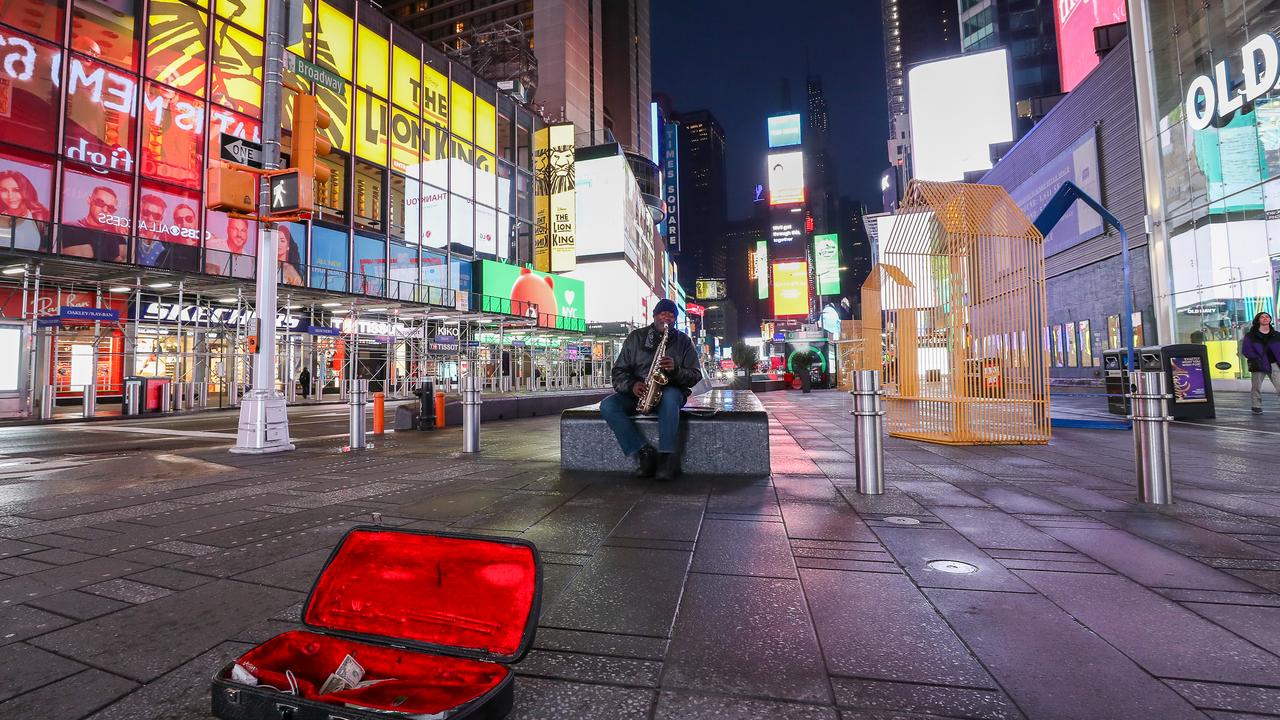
left=635, top=446, right=657, bottom=477
left=655, top=452, right=679, bottom=482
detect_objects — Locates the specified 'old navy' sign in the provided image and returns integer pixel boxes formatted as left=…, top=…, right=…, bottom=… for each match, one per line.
left=1187, top=32, right=1280, bottom=131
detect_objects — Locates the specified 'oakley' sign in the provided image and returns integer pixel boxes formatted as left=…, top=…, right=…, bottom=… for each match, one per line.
left=1186, top=33, right=1280, bottom=131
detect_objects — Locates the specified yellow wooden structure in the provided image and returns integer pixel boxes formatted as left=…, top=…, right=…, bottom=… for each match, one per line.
left=861, top=180, right=1050, bottom=445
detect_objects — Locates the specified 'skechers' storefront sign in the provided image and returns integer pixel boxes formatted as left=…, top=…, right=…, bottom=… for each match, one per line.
left=1186, top=32, right=1280, bottom=131
left=132, top=302, right=308, bottom=331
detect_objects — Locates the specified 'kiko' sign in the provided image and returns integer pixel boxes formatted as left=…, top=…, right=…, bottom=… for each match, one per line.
left=1187, top=33, right=1280, bottom=130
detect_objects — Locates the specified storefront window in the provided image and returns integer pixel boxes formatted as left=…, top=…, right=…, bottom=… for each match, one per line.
left=0, top=146, right=53, bottom=252
left=310, top=223, right=348, bottom=291
left=356, top=19, right=388, bottom=98
left=279, top=221, right=306, bottom=286
left=355, top=90, right=388, bottom=165
left=450, top=195, right=472, bottom=254
left=136, top=182, right=201, bottom=272
left=71, top=0, right=139, bottom=71
left=390, top=107, right=419, bottom=176
left=1, top=0, right=65, bottom=42
left=214, top=0, right=263, bottom=35
left=211, top=21, right=263, bottom=117
left=1065, top=321, right=1078, bottom=368
left=388, top=240, right=416, bottom=300
left=141, top=83, right=205, bottom=189
left=475, top=150, right=496, bottom=209
left=0, top=28, right=60, bottom=153
left=353, top=161, right=384, bottom=232
left=391, top=39, right=421, bottom=114
left=63, top=54, right=135, bottom=174
left=420, top=182, right=446, bottom=249
left=475, top=203, right=496, bottom=259
left=205, top=210, right=256, bottom=278
left=497, top=161, right=514, bottom=214
left=389, top=173, right=408, bottom=241
left=1079, top=319, right=1093, bottom=368
left=315, top=0, right=353, bottom=80
left=317, top=83, right=352, bottom=153
left=316, top=153, right=347, bottom=221
left=146, top=0, right=208, bottom=96
left=353, top=232, right=385, bottom=296
left=60, top=167, right=130, bottom=261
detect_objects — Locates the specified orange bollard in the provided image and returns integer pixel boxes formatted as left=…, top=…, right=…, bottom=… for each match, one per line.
left=435, top=391, right=446, bottom=428
left=373, top=392, right=385, bottom=434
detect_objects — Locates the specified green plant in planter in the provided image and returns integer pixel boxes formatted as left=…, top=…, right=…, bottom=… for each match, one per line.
left=731, top=340, right=760, bottom=389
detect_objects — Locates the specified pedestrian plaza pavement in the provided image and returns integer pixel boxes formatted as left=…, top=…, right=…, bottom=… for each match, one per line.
left=1, top=389, right=1279, bottom=719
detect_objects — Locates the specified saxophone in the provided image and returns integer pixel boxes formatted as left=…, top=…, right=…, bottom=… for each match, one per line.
left=637, top=326, right=670, bottom=414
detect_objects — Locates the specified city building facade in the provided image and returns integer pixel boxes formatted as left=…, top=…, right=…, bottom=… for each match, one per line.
left=671, top=109, right=728, bottom=290
left=1130, top=0, right=1280, bottom=388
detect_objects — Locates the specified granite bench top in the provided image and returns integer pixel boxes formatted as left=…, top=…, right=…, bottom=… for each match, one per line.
left=563, top=388, right=766, bottom=417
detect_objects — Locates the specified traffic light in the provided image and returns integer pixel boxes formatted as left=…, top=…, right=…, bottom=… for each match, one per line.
left=206, top=161, right=257, bottom=214
left=290, top=92, right=332, bottom=216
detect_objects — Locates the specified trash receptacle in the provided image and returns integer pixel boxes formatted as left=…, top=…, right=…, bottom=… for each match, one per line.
left=1103, top=349, right=1130, bottom=415
left=123, top=377, right=145, bottom=416
left=414, top=381, right=436, bottom=431
left=1153, top=343, right=1216, bottom=420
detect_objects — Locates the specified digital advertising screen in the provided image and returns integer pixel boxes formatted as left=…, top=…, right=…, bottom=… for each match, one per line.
left=767, top=113, right=802, bottom=148
left=768, top=151, right=805, bottom=206
left=1055, top=0, right=1127, bottom=92
left=908, top=49, right=1014, bottom=181
left=814, top=233, right=840, bottom=295
left=478, top=260, right=585, bottom=329
left=756, top=240, right=769, bottom=299
left=772, top=261, right=810, bottom=317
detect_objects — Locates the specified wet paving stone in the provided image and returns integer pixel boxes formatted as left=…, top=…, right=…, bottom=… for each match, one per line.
left=541, top=546, right=692, bottom=637
left=780, top=501, right=879, bottom=542
left=25, top=589, right=130, bottom=620
left=31, top=580, right=299, bottom=682
left=1016, top=570, right=1280, bottom=685
left=801, top=568, right=996, bottom=688
left=0, top=556, right=147, bottom=605
left=929, top=507, right=1072, bottom=552
left=654, top=690, right=838, bottom=720
left=830, top=678, right=1023, bottom=720
left=664, top=573, right=830, bottom=704
left=892, top=480, right=989, bottom=508
left=451, top=492, right=567, bottom=532
left=1041, top=527, right=1260, bottom=591
left=873, top=527, right=1033, bottom=593
left=522, top=503, right=632, bottom=555
left=1092, top=512, right=1280, bottom=560
left=85, top=641, right=255, bottom=720
left=0, top=642, right=87, bottom=702
left=0, top=603, right=73, bottom=645
left=515, top=648, right=662, bottom=687
left=609, top=496, right=706, bottom=542
left=926, top=588, right=1210, bottom=720
left=506, top=676, right=654, bottom=720
left=0, top=555, right=58, bottom=575
left=533, top=627, right=668, bottom=661
left=1164, top=679, right=1280, bottom=716
left=0, top=668, right=137, bottom=719
left=1181, top=602, right=1280, bottom=657
left=691, top=518, right=797, bottom=579
left=81, top=578, right=173, bottom=604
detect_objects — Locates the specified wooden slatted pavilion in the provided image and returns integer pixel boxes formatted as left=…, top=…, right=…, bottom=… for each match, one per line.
left=865, top=180, right=1050, bottom=445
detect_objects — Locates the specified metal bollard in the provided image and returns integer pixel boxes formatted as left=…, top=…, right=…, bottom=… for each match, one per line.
left=348, top=379, right=369, bottom=450
left=852, top=370, right=885, bottom=495
left=462, top=374, right=481, bottom=453
left=1130, top=370, right=1173, bottom=504
left=186, top=382, right=197, bottom=410
left=39, top=385, right=54, bottom=419
left=81, top=384, right=96, bottom=419
left=124, top=382, right=141, bottom=416
left=160, top=382, right=172, bottom=414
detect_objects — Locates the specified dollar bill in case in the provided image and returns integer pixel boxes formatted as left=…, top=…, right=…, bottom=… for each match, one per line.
left=211, top=527, right=542, bottom=720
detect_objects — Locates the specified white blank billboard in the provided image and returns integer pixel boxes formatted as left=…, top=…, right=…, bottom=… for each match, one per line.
left=768, top=151, right=805, bottom=206
left=908, top=49, right=1014, bottom=182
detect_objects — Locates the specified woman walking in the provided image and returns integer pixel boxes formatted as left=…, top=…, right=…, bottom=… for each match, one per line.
left=1242, top=312, right=1280, bottom=413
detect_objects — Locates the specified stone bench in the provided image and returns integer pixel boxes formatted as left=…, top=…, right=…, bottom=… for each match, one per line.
left=560, top=389, right=770, bottom=476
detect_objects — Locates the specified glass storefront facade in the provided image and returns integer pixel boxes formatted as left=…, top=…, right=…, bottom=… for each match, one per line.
left=1142, top=1, right=1280, bottom=381
left=0, top=0, right=539, bottom=295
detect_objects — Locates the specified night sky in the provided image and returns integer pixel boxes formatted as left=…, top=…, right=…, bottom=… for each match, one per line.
left=651, top=0, right=889, bottom=220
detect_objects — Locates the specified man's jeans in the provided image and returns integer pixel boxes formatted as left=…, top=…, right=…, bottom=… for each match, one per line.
left=599, top=387, right=685, bottom=455
left=1252, top=368, right=1280, bottom=409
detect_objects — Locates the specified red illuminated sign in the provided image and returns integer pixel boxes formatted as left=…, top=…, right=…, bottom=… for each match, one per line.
left=1055, top=0, right=1127, bottom=92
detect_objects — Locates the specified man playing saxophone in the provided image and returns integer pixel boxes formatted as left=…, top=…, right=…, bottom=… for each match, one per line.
left=600, top=299, right=703, bottom=481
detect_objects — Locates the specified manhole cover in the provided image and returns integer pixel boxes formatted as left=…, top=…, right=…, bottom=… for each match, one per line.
left=927, top=559, right=979, bottom=574
left=884, top=516, right=921, bottom=525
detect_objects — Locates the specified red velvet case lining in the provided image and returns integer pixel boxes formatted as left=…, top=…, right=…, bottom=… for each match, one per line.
left=303, top=530, right=537, bottom=659
left=234, top=630, right=508, bottom=715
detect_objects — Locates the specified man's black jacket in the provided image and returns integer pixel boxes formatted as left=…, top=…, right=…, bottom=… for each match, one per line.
left=611, top=323, right=703, bottom=397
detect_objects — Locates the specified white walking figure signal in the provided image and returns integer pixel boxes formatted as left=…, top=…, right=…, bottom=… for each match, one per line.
left=273, top=181, right=287, bottom=208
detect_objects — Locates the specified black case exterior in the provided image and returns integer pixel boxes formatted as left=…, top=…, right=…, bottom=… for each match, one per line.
left=211, top=527, right=542, bottom=720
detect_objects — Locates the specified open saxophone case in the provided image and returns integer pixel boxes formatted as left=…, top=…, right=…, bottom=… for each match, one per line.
left=212, top=526, right=542, bottom=720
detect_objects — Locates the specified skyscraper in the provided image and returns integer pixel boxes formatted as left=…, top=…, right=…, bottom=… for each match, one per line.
left=958, top=0, right=1060, bottom=132
left=805, top=75, right=836, bottom=235
left=387, top=0, right=652, bottom=157
left=673, top=109, right=728, bottom=291
left=882, top=0, right=959, bottom=123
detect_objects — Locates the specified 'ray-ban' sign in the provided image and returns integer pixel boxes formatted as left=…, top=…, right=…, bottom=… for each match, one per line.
left=1186, top=32, right=1280, bottom=131
left=220, top=133, right=264, bottom=169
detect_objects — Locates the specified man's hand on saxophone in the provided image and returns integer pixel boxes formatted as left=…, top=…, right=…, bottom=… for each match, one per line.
left=658, top=356, right=675, bottom=371
left=632, top=380, right=649, bottom=398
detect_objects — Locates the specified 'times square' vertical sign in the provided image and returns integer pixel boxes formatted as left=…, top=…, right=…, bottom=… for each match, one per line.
left=663, top=121, right=681, bottom=249
left=534, top=123, right=577, bottom=271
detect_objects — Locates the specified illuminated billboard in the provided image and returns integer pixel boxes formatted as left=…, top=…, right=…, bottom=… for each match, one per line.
left=768, top=151, right=805, bottom=206
left=908, top=49, right=1014, bottom=181
left=695, top=278, right=727, bottom=300
left=767, top=114, right=802, bottom=148
left=478, top=260, right=585, bottom=330
left=1055, top=0, right=1127, bottom=92
left=533, top=123, right=577, bottom=272
left=814, top=234, right=840, bottom=295
left=773, top=261, right=810, bottom=317
left=755, top=240, right=769, bottom=299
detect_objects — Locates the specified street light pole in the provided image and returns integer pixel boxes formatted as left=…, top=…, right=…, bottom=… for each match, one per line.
left=232, top=0, right=294, bottom=454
